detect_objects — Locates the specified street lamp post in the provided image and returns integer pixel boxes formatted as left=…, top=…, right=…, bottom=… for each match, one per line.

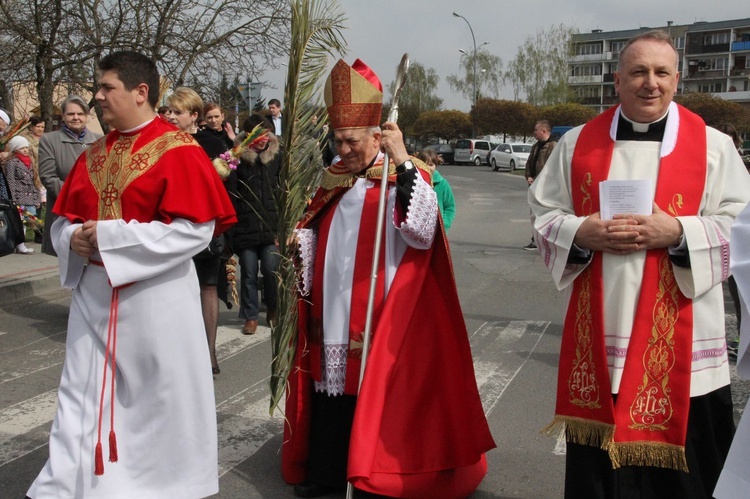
left=453, top=12, right=478, bottom=109
left=453, top=11, right=483, bottom=137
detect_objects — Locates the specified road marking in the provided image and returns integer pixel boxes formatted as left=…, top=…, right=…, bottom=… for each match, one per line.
left=0, top=326, right=273, bottom=469
left=472, top=321, right=549, bottom=416
left=216, top=376, right=281, bottom=477
left=0, top=320, right=553, bottom=473
left=0, top=330, right=66, bottom=354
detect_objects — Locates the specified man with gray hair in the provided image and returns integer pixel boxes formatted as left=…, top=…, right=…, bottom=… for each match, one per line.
left=38, top=95, right=101, bottom=255
left=530, top=30, right=750, bottom=497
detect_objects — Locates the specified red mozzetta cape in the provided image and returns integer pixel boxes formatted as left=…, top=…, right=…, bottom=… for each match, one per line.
left=282, top=163, right=496, bottom=498
left=54, top=117, right=236, bottom=234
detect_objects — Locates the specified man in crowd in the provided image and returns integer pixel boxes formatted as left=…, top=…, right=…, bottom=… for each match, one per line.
left=26, top=51, right=235, bottom=499
left=529, top=30, right=750, bottom=498
left=267, top=98, right=283, bottom=137
left=281, top=59, right=495, bottom=498
left=523, top=119, right=556, bottom=250
left=38, top=95, right=101, bottom=256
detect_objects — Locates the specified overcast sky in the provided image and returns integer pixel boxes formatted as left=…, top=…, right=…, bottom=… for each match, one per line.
left=263, top=1, right=748, bottom=112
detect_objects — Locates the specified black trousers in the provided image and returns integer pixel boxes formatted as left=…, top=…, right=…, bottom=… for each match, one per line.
left=306, top=391, right=357, bottom=488
left=565, top=386, right=736, bottom=499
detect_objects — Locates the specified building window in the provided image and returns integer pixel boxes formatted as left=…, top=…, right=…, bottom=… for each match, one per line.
left=571, top=65, right=602, bottom=76
left=575, top=43, right=603, bottom=56
left=698, top=82, right=725, bottom=93
left=577, top=86, right=599, bottom=98
left=610, top=40, right=626, bottom=54
left=698, top=58, right=728, bottom=71
left=703, top=33, right=730, bottom=46
left=674, top=36, right=685, bottom=49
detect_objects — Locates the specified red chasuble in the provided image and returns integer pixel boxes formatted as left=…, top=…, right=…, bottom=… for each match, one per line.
left=54, top=117, right=236, bottom=233
left=282, top=160, right=496, bottom=497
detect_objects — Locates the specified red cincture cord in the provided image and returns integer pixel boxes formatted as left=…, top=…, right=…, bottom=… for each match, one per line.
left=89, top=259, right=125, bottom=476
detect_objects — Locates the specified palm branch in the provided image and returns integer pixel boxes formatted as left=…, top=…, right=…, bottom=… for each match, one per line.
left=0, top=117, right=31, bottom=151
left=269, top=0, right=347, bottom=414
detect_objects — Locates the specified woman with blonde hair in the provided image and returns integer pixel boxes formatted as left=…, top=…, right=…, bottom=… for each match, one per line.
left=167, top=87, right=231, bottom=375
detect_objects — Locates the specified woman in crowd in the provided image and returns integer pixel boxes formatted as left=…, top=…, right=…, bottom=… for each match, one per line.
left=418, top=148, right=456, bottom=231
left=38, top=95, right=101, bottom=256
left=5, top=135, right=40, bottom=254
left=229, top=114, right=281, bottom=335
left=166, top=87, right=231, bottom=376
left=203, top=102, right=236, bottom=150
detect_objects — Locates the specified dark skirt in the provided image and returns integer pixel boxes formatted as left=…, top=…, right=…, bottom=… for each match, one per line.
left=565, top=385, right=735, bottom=499
left=306, top=391, right=357, bottom=488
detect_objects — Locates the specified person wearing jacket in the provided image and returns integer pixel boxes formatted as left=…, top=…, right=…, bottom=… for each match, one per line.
left=229, top=114, right=281, bottom=335
left=38, top=95, right=101, bottom=255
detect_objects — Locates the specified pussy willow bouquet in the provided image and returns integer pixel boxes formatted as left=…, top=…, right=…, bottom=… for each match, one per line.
left=0, top=117, right=30, bottom=151
left=212, top=124, right=270, bottom=179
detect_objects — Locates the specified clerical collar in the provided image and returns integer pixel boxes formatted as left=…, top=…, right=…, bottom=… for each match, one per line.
left=616, top=111, right=668, bottom=142
left=120, top=118, right=156, bottom=135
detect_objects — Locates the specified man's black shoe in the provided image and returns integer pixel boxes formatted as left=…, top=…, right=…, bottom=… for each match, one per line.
left=728, top=339, right=739, bottom=360
left=293, top=481, right=333, bottom=498
left=523, top=242, right=537, bottom=251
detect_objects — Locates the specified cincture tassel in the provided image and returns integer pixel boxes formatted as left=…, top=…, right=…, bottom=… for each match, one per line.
left=93, top=270, right=123, bottom=476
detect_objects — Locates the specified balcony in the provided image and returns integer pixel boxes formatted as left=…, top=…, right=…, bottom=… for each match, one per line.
left=570, top=53, right=608, bottom=62
left=568, top=75, right=603, bottom=84
left=732, top=41, right=750, bottom=52
left=713, top=90, right=750, bottom=102
left=577, top=96, right=601, bottom=105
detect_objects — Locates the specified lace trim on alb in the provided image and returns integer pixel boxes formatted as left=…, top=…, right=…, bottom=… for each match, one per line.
left=295, top=228, right=316, bottom=297
left=397, top=175, right=438, bottom=246
left=314, top=343, right=348, bottom=396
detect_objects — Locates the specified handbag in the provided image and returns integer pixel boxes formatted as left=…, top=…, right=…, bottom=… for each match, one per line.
left=0, top=198, right=24, bottom=257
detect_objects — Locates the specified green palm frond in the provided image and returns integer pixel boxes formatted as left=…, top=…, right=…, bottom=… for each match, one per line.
left=269, top=0, right=347, bottom=415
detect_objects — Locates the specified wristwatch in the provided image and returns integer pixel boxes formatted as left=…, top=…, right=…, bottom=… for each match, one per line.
left=398, top=160, right=415, bottom=171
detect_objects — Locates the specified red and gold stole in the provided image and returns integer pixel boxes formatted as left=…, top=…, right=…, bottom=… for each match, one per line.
left=548, top=104, right=707, bottom=471
left=86, top=129, right=196, bottom=220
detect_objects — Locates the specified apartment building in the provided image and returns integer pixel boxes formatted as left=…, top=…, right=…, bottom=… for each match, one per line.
left=569, top=18, right=750, bottom=114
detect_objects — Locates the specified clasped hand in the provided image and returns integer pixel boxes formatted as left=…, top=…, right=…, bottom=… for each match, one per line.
left=573, top=203, right=683, bottom=255
left=71, top=220, right=98, bottom=258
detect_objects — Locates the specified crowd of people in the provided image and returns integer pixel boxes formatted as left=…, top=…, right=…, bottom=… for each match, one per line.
left=1, top=27, right=750, bottom=499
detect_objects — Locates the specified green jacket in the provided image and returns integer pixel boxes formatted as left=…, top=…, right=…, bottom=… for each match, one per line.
left=432, top=170, right=456, bottom=231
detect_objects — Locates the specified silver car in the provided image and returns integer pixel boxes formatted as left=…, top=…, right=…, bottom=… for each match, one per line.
left=489, top=143, right=532, bottom=171
left=453, top=139, right=492, bottom=166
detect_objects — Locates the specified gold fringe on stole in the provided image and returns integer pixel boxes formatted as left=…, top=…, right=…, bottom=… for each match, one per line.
left=542, top=416, right=615, bottom=450
left=607, top=441, right=689, bottom=472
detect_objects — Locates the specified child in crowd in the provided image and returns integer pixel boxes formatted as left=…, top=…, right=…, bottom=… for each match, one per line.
left=5, top=135, right=40, bottom=254
left=418, top=148, right=456, bottom=231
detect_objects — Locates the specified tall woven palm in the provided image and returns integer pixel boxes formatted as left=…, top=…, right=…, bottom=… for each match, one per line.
left=269, top=0, right=346, bottom=414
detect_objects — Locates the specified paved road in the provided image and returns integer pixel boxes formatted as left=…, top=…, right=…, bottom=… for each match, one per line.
left=0, top=164, right=744, bottom=498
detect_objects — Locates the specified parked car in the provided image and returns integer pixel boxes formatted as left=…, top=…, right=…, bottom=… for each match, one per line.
left=489, top=143, right=532, bottom=171
left=423, top=143, right=454, bottom=165
left=486, top=143, right=500, bottom=166
left=453, top=139, right=492, bottom=165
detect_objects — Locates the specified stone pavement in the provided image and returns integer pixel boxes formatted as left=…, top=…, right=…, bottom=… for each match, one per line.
left=0, top=240, right=61, bottom=306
